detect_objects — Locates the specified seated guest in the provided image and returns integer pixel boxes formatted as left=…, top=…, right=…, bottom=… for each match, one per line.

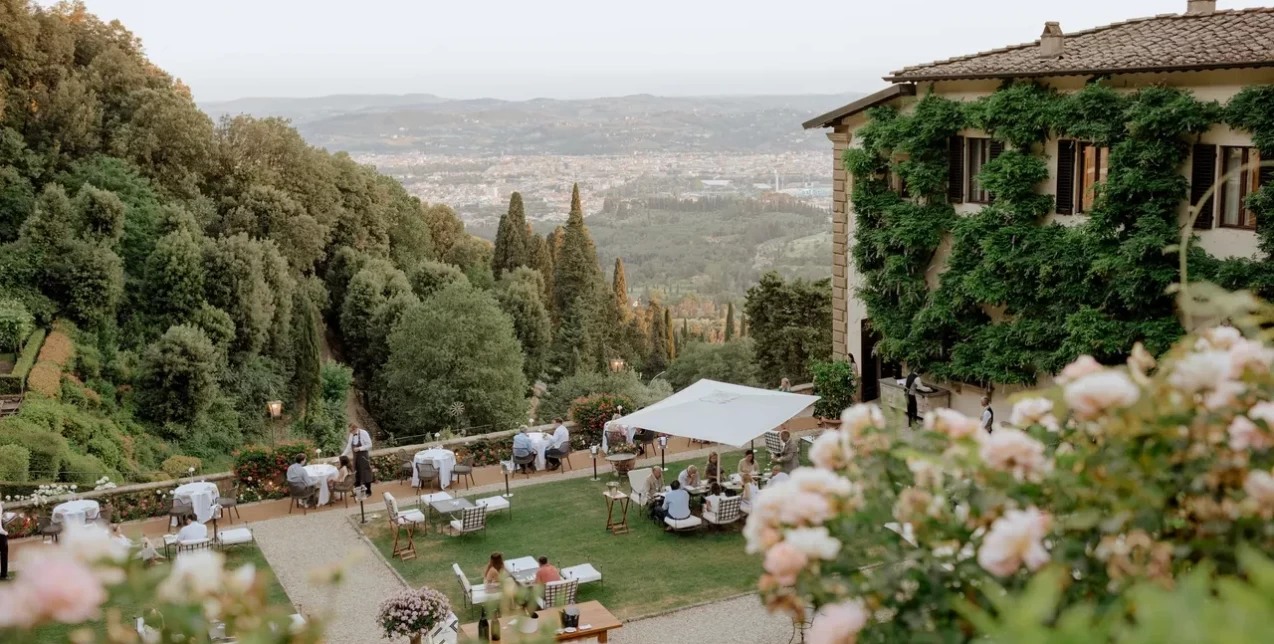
left=330, top=455, right=352, bottom=490
left=484, top=552, right=507, bottom=593
left=704, top=452, right=721, bottom=481
left=678, top=465, right=700, bottom=489
left=534, top=556, right=562, bottom=585
left=512, top=427, right=535, bottom=473
left=645, top=467, right=665, bottom=500
left=176, top=516, right=208, bottom=543
left=286, top=453, right=320, bottom=507
left=704, top=482, right=724, bottom=513
left=655, top=480, right=692, bottom=523
left=546, top=418, right=570, bottom=470
left=111, top=525, right=134, bottom=549
left=738, top=450, right=758, bottom=478
left=767, top=465, right=790, bottom=488
left=740, top=472, right=760, bottom=513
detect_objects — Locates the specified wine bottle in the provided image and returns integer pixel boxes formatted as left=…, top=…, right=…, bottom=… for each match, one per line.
left=477, top=607, right=490, bottom=641
left=491, top=609, right=502, bottom=641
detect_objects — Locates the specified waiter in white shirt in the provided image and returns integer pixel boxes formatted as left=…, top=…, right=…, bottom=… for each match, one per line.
left=343, top=423, right=374, bottom=495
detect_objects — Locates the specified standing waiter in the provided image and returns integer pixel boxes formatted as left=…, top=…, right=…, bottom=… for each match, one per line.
left=342, top=423, right=374, bottom=495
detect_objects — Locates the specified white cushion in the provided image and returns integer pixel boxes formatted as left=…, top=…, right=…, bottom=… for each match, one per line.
left=163, top=534, right=178, bottom=545
left=665, top=516, right=702, bottom=530
left=704, top=511, right=738, bottom=525
left=740, top=501, right=753, bottom=515
left=470, top=585, right=493, bottom=604
left=476, top=496, right=509, bottom=511
left=400, top=509, right=426, bottom=524
left=450, top=519, right=465, bottom=532
left=561, top=563, right=602, bottom=585
left=218, top=528, right=254, bottom=545
left=178, top=537, right=211, bottom=547
left=629, top=491, right=647, bottom=506
left=420, top=492, right=453, bottom=504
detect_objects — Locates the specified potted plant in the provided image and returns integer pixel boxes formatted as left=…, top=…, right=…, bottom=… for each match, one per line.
left=377, top=586, right=451, bottom=644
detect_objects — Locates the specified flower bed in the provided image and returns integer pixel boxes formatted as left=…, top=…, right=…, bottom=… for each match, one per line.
left=570, top=393, right=634, bottom=446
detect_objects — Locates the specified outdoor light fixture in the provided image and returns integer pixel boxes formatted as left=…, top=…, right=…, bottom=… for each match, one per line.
left=658, top=435, right=668, bottom=469
left=266, top=400, right=283, bottom=418
left=609, top=357, right=626, bottom=373
left=589, top=444, right=600, bottom=481
left=501, top=460, right=515, bottom=498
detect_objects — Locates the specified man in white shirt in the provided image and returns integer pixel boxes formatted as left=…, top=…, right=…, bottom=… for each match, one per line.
left=546, top=418, right=570, bottom=470
left=342, top=424, right=374, bottom=495
left=285, top=453, right=320, bottom=506
left=175, top=516, right=208, bottom=543
left=980, top=396, right=994, bottom=433
left=656, top=480, right=692, bottom=523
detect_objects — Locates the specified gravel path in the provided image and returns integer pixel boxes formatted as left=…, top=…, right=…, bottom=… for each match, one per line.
left=253, top=508, right=407, bottom=642
left=610, top=594, right=798, bottom=644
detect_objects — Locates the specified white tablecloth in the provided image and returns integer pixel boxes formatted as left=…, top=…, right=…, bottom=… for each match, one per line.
left=601, top=422, right=637, bottom=453
left=305, top=463, right=339, bottom=506
left=526, top=432, right=554, bottom=470
left=504, top=556, right=539, bottom=584
left=412, top=448, right=456, bottom=489
left=52, top=499, right=99, bottom=525
left=173, top=482, right=220, bottom=523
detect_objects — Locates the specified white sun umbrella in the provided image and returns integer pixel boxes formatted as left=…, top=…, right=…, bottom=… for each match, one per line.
left=612, top=379, right=820, bottom=448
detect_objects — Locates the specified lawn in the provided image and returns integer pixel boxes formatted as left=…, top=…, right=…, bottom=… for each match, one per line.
left=29, top=546, right=291, bottom=643
left=367, top=446, right=811, bottom=622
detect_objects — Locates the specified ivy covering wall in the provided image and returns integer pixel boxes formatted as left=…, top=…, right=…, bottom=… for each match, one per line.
left=845, top=81, right=1274, bottom=386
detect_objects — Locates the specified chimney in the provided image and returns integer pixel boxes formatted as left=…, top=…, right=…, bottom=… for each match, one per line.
left=1039, top=22, right=1064, bottom=59
left=1186, top=0, right=1217, bottom=14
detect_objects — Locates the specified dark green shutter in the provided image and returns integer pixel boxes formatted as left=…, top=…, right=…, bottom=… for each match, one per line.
left=1056, top=140, right=1076, bottom=215
left=947, top=137, right=965, bottom=203
left=1191, top=144, right=1217, bottom=230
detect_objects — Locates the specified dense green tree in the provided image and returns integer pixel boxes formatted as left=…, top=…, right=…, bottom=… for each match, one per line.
left=552, top=184, right=605, bottom=317
left=740, top=313, right=748, bottom=338
left=537, top=369, right=671, bottom=421
left=445, top=235, right=495, bottom=290
left=384, top=176, right=435, bottom=272
left=724, top=302, right=735, bottom=342
left=52, top=240, right=124, bottom=325
left=424, top=203, right=465, bottom=259
left=383, top=282, right=527, bottom=435
left=135, top=325, right=220, bottom=425
left=744, top=272, right=832, bottom=384
left=664, top=308, right=676, bottom=361
left=72, top=184, right=125, bottom=245
left=324, top=246, right=367, bottom=317
left=492, top=192, right=531, bottom=280
left=19, top=184, right=75, bottom=254
left=529, top=232, right=555, bottom=315
left=191, top=302, right=235, bottom=358
left=665, top=339, right=760, bottom=390
left=292, top=289, right=322, bottom=416
left=143, top=228, right=205, bottom=332
left=496, top=267, right=552, bottom=383
left=408, top=260, right=468, bottom=299
left=202, top=233, right=272, bottom=355
left=0, top=166, right=36, bottom=243
left=339, top=258, right=412, bottom=373
left=646, top=301, right=669, bottom=377
left=0, top=298, right=33, bottom=351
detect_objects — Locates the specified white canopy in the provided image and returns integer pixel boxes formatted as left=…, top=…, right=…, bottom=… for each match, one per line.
left=609, top=379, right=820, bottom=448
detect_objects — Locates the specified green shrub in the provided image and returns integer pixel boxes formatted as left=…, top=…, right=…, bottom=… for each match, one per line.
left=0, top=327, right=44, bottom=395
left=86, top=435, right=122, bottom=469
left=12, top=395, right=64, bottom=434
left=320, top=360, right=354, bottom=403
left=0, top=298, right=34, bottom=352
left=0, top=417, right=69, bottom=481
left=810, top=359, right=857, bottom=418
left=160, top=455, right=201, bottom=479
left=61, top=450, right=113, bottom=485
left=0, top=444, right=30, bottom=482
left=569, top=393, right=635, bottom=446
left=73, top=341, right=102, bottom=380
left=539, top=370, right=670, bottom=422
left=60, top=377, right=93, bottom=408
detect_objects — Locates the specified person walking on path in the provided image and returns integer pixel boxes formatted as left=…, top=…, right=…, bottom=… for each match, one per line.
left=343, top=424, right=374, bottom=495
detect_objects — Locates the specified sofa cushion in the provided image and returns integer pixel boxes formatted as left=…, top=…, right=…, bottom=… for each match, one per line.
left=562, top=563, right=602, bottom=584
left=400, top=509, right=426, bottom=524
left=665, top=516, right=702, bottom=530
left=420, top=491, right=452, bottom=504
left=217, top=528, right=254, bottom=545
left=476, top=496, right=510, bottom=512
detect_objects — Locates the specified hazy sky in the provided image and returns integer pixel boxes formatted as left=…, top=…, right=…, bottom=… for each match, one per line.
left=55, top=0, right=1272, bottom=102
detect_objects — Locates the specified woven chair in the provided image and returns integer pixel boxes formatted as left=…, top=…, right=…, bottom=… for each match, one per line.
left=38, top=514, right=63, bottom=543
left=703, top=495, right=743, bottom=530
left=546, top=444, right=574, bottom=471
left=396, top=448, right=413, bottom=484
left=383, top=493, right=425, bottom=560
left=217, top=485, right=243, bottom=523
left=634, top=429, right=657, bottom=456
left=330, top=472, right=355, bottom=508
left=288, top=483, right=318, bottom=515
left=168, top=499, right=194, bottom=532
left=512, top=452, right=536, bottom=476
left=451, top=455, right=476, bottom=489
left=763, top=430, right=784, bottom=462
left=538, top=579, right=580, bottom=609
left=416, top=461, right=441, bottom=491
left=448, top=505, right=488, bottom=538
left=98, top=505, right=114, bottom=526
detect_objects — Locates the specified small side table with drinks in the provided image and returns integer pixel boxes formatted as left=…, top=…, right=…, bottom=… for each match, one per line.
left=458, top=601, right=621, bottom=642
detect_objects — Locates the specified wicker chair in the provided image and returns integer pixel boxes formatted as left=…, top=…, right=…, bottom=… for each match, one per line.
left=167, top=499, right=194, bottom=532
left=512, top=452, right=536, bottom=476
left=546, top=444, right=574, bottom=471
left=416, top=461, right=441, bottom=491
left=330, top=472, right=355, bottom=508
left=635, top=429, right=657, bottom=456
left=217, top=485, right=243, bottom=523
left=38, top=514, right=63, bottom=543
left=450, top=455, right=476, bottom=489
left=288, top=483, right=318, bottom=515
left=396, top=449, right=413, bottom=484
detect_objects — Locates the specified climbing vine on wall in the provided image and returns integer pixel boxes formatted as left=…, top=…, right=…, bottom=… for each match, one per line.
left=846, top=81, right=1274, bottom=386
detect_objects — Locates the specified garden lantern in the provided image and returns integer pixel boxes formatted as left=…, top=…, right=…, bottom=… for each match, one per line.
left=659, top=435, right=668, bottom=469
left=609, top=357, right=626, bottom=373
left=266, top=400, right=283, bottom=418
left=589, top=444, right=600, bottom=481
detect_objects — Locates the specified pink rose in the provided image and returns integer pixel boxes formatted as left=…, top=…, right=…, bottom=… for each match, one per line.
left=979, top=428, right=1051, bottom=482
left=977, top=508, right=1051, bottom=577
left=763, top=542, right=809, bottom=586
left=808, top=599, right=869, bottom=644
left=923, top=408, right=979, bottom=440
left=1229, top=415, right=1274, bottom=451
left=1244, top=469, right=1274, bottom=508
left=1057, top=355, right=1103, bottom=384
left=13, top=555, right=106, bottom=626
left=1063, top=371, right=1140, bottom=421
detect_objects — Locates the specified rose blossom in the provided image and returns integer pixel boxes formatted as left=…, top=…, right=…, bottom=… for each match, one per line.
left=1197, top=325, right=1243, bottom=351
left=840, top=404, right=886, bottom=436
left=1228, top=338, right=1274, bottom=378
left=1063, top=371, right=1140, bottom=421
left=808, top=599, right=869, bottom=644
left=158, top=550, right=226, bottom=602
left=979, top=428, right=1051, bottom=482
left=1009, top=398, right=1059, bottom=431
left=1244, top=470, right=1274, bottom=508
left=809, top=429, right=854, bottom=470
left=923, top=408, right=979, bottom=439
left=1229, top=415, right=1274, bottom=451
left=4, top=554, right=106, bottom=626
left=763, top=542, right=809, bottom=586
left=784, top=526, right=843, bottom=560
left=1057, top=355, right=1103, bottom=384
left=776, top=490, right=836, bottom=527
left=977, top=507, right=1052, bottom=577
left=1168, top=350, right=1231, bottom=394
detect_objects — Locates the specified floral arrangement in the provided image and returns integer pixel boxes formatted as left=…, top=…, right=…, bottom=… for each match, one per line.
left=749, top=325, right=1274, bottom=643
left=377, top=586, right=451, bottom=640
left=0, top=523, right=322, bottom=642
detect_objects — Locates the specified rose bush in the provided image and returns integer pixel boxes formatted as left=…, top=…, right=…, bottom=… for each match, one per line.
left=750, top=325, right=1274, bottom=642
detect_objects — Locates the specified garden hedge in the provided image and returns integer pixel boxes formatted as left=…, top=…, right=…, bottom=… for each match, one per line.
left=0, top=328, right=45, bottom=395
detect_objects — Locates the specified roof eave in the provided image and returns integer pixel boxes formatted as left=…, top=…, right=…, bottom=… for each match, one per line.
left=802, top=84, right=918, bottom=130
left=884, top=60, right=1274, bottom=83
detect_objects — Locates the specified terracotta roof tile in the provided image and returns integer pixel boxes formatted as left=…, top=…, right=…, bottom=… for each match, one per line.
left=886, top=8, right=1274, bottom=81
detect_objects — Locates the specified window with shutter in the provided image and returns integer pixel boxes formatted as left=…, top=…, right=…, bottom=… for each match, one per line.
left=1077, top=143, right=1109, bottom=213
left=947, top=137, right=965, bottom=204
left=1056, top=140, right=1077, bottom=215
left=1220, top=146, right=1260, bottom=229
left=966, top=138, right=993, bottom=204
left=1190, top=144, right=1218, bottom=230
left=989, top=141, right=1005, bottom=160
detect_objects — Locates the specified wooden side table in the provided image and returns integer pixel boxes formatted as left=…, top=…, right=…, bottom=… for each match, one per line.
left=602, top=489, right=631, bottom=535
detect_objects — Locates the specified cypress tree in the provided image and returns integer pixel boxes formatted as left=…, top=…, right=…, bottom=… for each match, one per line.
left=611, top=257, right=630, bottom=322
left=646, top=301, right=669, bottom=376
left=552, top=184, right=605, bottom=323
left=529, top=232, right=555, bottom=317
left=740, top=312, right=748, bottom=338
left=293, top=290, right=322, bottom=417
left=664, top=308, right=676, bottom=361
left=491, top=192, right=531, bottom=280
left=725, top=302, right=735, bottom=342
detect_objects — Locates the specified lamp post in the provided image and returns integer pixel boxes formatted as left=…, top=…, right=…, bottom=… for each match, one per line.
left=501, top=460, right=514, bottom=499
left=608, top=357, right=626, bottom=373
left=354, top=485, right=369, bottom=525
left=589, top=445, right=600, bottom=481
left=266, top=400, right=283, bottom=447
left=658, top=435, right=668, bottom=470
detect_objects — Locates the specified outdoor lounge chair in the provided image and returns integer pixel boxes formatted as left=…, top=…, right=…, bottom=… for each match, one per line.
left=449, top=505, right=488, bottom=537
left=703, top=496, right=743, bottom=529
left=538, top=578, right=580, bottom=609
left=628, top=468, right=653, bottom=506
left=384, top=492, right=426, bottom=560
left=475, top=495, right=511, bottom=520
left=562, top=563, right=603, bottom=586
left=453, top=563, right=495, bottom=617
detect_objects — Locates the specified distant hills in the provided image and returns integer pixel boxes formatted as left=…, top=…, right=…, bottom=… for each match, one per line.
left=198, top=92, right=864, bottom=155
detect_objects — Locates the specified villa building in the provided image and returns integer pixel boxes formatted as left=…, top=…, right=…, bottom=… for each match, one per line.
left=804, top=1, right=1274, bottom=418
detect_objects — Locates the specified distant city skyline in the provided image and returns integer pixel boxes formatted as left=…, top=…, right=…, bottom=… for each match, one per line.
left=55, top=0, right=1273, bottom=103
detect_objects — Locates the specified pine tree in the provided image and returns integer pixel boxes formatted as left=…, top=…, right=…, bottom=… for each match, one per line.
left=664, top=308, right=676, bottom=361
left=491, top=192, right=531, bottom=280
left=611, top=257, right=630, bottom=322
left=293, top=290, right=322, bottom=417
left=529, top=232, right=555, bottom=317
left=681, top=318, right=689, bottom=347
left=725, top=302, right=735, bottom=342
left=552, top=185, right=604, bottom=317
left=646, top=301, right=669, bottom=376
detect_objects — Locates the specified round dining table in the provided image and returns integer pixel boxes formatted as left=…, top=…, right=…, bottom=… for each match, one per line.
left=412, top=448, right=457, bottom=489
left=173, top=481, right=220, bottom=524
left=304, top=463, right=340, bottom=506
left=526, top=431, right=554, bottom=471
left=52, top=499, right=100, bottom=525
